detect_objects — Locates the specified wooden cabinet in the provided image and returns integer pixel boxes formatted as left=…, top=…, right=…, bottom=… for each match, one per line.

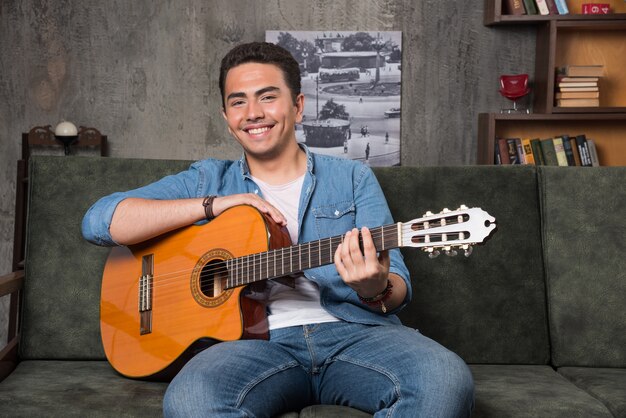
left=480, top=1, right=626, bottom=166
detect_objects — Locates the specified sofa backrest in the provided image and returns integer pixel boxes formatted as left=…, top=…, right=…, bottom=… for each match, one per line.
left=21, top=156, right=551, bottom=366
left=538, top=167, right=626, bottom=368
left=21, top=156, right=192, bottom=359
left=374, top=166, right=550, bottom=365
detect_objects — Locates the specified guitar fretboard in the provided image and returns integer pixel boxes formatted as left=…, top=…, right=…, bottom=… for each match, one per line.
left=224, top=223, right=401, bottom=289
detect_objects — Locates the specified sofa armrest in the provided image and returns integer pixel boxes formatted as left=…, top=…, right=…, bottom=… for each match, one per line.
left=0, top=270, right=23, bottom=381
left=0, top=270, right=24, bottom=297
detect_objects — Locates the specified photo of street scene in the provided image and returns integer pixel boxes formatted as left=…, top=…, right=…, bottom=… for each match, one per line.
left=265, top=30, right=402, bottom=166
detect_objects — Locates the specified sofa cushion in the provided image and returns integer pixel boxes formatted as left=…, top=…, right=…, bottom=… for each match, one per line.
left=538, top=167, right=626, bottom=367
left=278, top=405, right=372, bottom=417
left=0, top=360, right=372, bottom=418
left=299, top=405, right=371, bottom=417
left=0, top=361, right=167, bottom=417
left=373, top=166, right=549, bottom=364
left=559, top=367, right=626, bottom=418
left=0, top=360, right=375, bottom=418
left=21, top=156, right=193, bottom=360
left=470, top=365, right=613, bottom=417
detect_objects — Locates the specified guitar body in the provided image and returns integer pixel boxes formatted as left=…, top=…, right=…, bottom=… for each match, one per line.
left=99, top=203, right=497, bottom=380
left=100, top=205, right=290, bottom=380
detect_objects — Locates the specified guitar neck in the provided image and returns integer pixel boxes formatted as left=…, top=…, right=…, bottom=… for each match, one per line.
left=224, top=223, right=401, bottom=289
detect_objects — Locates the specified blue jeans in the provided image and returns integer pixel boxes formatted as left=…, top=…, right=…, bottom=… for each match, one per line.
left=163, top=322, right=474, bottom=417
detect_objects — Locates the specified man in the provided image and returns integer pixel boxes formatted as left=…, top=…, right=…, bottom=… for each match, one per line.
left=82, top=42, right=473, bottom=417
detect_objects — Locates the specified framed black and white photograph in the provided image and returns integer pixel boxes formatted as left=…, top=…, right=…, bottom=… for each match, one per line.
left=266, top=30, right=402, bottom=166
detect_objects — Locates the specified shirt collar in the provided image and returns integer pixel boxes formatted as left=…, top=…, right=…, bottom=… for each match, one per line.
left=237, top=143, right=315, bottom=179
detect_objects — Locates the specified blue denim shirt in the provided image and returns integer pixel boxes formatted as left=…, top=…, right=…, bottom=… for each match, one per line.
left=82, top=145, right=411, bottom=325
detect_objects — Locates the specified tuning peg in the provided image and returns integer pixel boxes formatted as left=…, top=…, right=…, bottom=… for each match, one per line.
left=464, top=246, right=473, bottom=257
left=444, top=248, right=458, bottom=257
left=458, top=204, right=468, bottom=210
left=428, top=250, right=440, bottom=259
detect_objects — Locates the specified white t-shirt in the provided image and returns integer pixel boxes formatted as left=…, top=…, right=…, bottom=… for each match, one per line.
left=250, top=174, right=340, bottom=330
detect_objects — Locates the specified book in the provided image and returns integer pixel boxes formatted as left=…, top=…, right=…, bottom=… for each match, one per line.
left=582, top=3, right=611, bottom=14
left=558, top=81, right=598, bottom=88
left=552, top=137, right=569, bottom=166
left=557, top=65, right=604, bottom=77
left=557, top=98, right=600, bottom=107
left=521, top=138, right=535, bottom=165
left=568, top=136, right=582, bottom=166
left=497, top=138, right=511, bottom=164
left=506, top=138, right=521, bottom=164
left=545, top=0, right=560, bottom=14
left=575, top=134, right=593, bottom=166
left=554, top=0, right=569, bottom=14
left=535, top=0, right=550, bottom=14
left=515, top=138, right=526, bottom=164
left=530, top=138, right=545, bottom=165
left=586, top=139, right=600, bottom=166
left=540, top=138, right=558, bottom=166
left=522, top=0, right=538, bottom=14
left=559, top=86, right=599, bottom=92
left=505, top=0, right=526, bottom=14
left=560, top=134, right=576, bottom=166
left=494, top=138, right=501, bottom=164
left=557, top=77, right=599, bottom=83
left=555, top=91, right=599, bottom=99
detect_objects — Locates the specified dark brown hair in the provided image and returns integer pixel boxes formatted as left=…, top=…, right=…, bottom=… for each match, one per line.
left=219, top=42, right=301, bottom=107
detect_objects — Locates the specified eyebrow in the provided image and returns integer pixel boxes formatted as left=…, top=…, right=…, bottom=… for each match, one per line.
left=226, top=86, right=281, bottom=102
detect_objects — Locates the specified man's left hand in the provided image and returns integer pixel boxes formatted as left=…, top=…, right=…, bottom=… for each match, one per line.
left=334, top=227, right=390, bottom=298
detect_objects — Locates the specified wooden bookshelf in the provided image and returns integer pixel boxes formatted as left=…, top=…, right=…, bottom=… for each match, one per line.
left=485, top=0, right=626, bottom=25
left=533, top=19, right=626, bottom=113
left=482, top=1, right=626, bottom=166
left=477, top=113, right=626, bottom=166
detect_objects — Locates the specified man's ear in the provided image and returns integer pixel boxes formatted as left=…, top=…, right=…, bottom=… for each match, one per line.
left=295, top=93, right=305, bottom=124
left=222, top=109, right=235, bottom=136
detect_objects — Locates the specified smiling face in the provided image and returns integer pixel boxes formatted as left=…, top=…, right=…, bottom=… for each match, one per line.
left=222, top=62, right=304, bottom=164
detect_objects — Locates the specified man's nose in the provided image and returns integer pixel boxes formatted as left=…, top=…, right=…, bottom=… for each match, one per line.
left=246, top=101, right=264, bottom=120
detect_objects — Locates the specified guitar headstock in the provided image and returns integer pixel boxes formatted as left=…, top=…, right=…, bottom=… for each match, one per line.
left=401, top=205, right=496, bottom=258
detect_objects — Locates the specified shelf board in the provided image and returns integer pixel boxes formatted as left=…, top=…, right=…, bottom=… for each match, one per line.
left=477, top=112, right=626, bottom=165
left=486, top=112, right=626, bottom=121
left=485, top=13, right=626, bottom=26
left=553, top=107, right=626, bottom=114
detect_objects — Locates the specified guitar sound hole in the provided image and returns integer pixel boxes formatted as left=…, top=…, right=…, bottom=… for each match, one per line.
left=199, top=259, right=228, bottom=298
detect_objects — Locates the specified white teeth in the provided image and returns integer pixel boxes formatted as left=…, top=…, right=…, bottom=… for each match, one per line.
left=248, top=127, right=270, bottom=135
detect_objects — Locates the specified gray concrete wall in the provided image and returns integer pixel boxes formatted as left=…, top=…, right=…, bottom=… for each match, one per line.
left=0, top=0, right=536, bottom=344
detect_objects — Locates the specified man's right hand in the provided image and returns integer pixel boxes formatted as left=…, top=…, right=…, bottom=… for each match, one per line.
left=213, top=194, right=287, bottom=227
left=110, top=193, right=286, bottom=245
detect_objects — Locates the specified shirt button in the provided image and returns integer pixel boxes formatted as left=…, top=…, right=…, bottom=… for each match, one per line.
left=254, top=189, right=259, bottom=194
left=334, top=210, right=340, bottom=216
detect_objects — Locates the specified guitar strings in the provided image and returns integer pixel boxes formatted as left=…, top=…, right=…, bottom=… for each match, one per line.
left=146, top=229, right=466, bottom=297
left=139, top=224, right=469, bottom=297
left=143, top=224, right=468, bottom=293
left=147, top=217, right=467, bottom=286
left=144, top=224, right=407, bottom=287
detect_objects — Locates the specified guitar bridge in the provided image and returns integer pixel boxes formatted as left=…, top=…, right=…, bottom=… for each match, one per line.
left=139, top=254, right=153, bottom=335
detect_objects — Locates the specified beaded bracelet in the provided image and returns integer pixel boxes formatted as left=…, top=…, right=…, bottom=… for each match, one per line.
left=358, top=280, right=393, bottom=313
left=202, top=195, right=217, bottom=221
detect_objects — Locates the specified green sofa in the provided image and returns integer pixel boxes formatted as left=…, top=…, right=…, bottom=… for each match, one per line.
left=0, top=155, right=624, bottom=417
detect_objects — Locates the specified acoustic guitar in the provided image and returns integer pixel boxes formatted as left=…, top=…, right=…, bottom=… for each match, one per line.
left=100, top=204, right=496, bottom=380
